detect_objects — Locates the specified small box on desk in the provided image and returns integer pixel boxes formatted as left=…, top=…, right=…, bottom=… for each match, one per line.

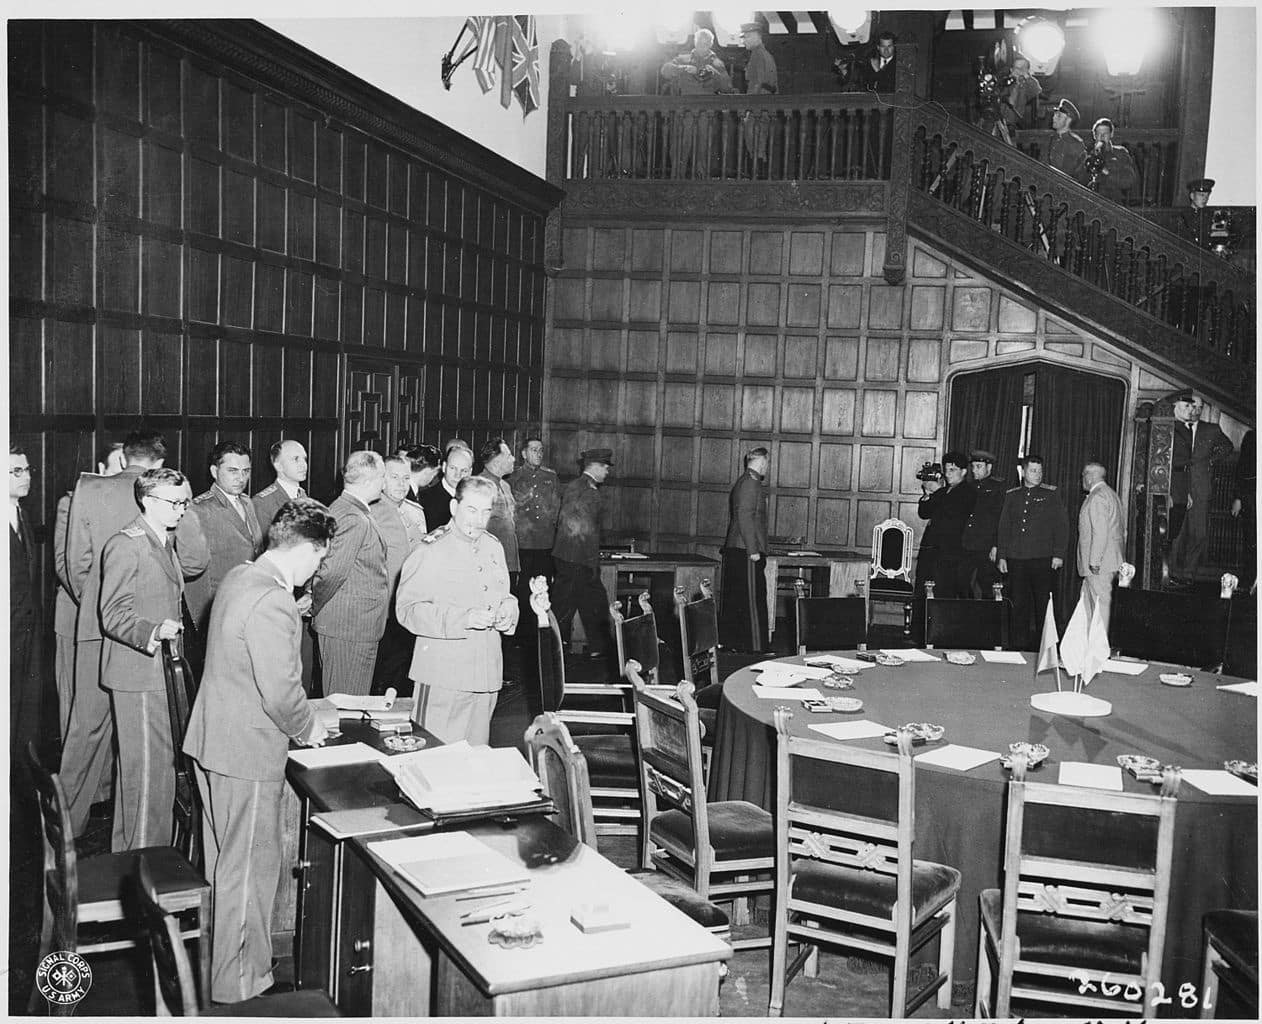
left=570, top=902, right=630, bottom=934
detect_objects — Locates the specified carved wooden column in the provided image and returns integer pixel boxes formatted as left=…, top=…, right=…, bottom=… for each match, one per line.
left=543, top=38, right=571, bottom=273
left=882, top=43, right=914, bottom=285
left=1131, top=398, right=1179, bottom=589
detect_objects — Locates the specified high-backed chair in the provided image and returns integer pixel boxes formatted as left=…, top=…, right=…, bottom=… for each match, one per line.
left=768, top=723, right=959, bottom=1017
left=524, top=714, right=730, bottom=942
left=161, top=638, right=201, bottom=869
left=612, top=590, right=662, bottom=687
left=1222, top=594, right=1256, bottom=679
left=529, top=576, right=640, bottom=843
left=867, top=518, right=914, bottom=637
left=673, top=581, right=724, bottom=731
left=1199, top=910, right=1259, bottom=1020
left=792, top=579, right=868, bottom=653
left=974, top=757, right=1181, bottom=1017
left=1109, top=586, right=1232, bottom=671
left=26, top=743, right=212, bottom=1014
left=632, top=680, right=774, bottom=950
left=133, top=854, right=339, bottom=1017
left=923, top=587, right=1012, bottom=650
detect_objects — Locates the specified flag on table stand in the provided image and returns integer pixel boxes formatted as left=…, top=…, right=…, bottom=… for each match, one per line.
left=1058, top=592, right=1090, bottom=685
left=1034, top=600, right=1062, bottom=690
left=1080, top=600, right=1110, bottom=687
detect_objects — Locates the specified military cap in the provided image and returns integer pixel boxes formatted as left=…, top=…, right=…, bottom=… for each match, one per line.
left=739, top=22, right=763, bottom=34
left=1187, top=178, right=1215, bottom=194
left=1173, top=389, right=1196, bottom=403
left=1053, top=98, right=1080, bottom=123
left=969, top=449, right=997, bottom=463
left=580, top=448, right=614, bottom=466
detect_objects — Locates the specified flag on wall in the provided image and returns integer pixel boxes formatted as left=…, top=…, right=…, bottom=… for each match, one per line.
left=444, top=14, right=541, bottom=117
left=468, top=15, right=499, bottom=93
left=509, top=15, right=540, bottom=116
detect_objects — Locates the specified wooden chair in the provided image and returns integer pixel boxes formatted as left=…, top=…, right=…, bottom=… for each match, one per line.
left=923, top=590, right=1012, bottom=650
left=133, top=854, right=339, bottom=1016
left=768, top=722, right=959, bottom=1017
left=673, top=580, right=724, bottom=734
left=523, top=713, right=731, bottom=942
left=1199, top=910, right=1258, bottom=1020
left=867, top=518, right=914, bottom=637
left=1109, top=586, right=1232, bottom=671
left=1222, top=594, right=1256, bottom=679
left=632, top=680, right=774, bottom=950
left=529, top=576, right=640, bottom=843
left=792, top=579, right=868, bottom=653
left=974, top=756, right=1182, bottom=1017
left=26, top=742, right=212, bottom=1014
left=612, top=590, right=662, bottom=686
left=161, top=638, right=202, bottom=869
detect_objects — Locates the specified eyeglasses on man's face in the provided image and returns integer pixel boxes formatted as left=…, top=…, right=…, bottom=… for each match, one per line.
left=10, top=466, right=35, bottom=477
left=150, top=495, right=191, bottom=511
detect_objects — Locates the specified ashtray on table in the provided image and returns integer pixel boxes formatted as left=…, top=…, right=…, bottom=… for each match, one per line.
left=944, top=651, right=976, bottom=666
left=1000, top=742, right=1050, bottom=770
left=383, top=733, right=426, bottom=753
left=1159, top=672, right=1193, bottom=687
left=825, top=697, right=864, bottom=713
left=875, top=653, right=906, bottom=667
left=822, top=676, right=855, bottom=690
left=883, top=722, right=944, bottom=745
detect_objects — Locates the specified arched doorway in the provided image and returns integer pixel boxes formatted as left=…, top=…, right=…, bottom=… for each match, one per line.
left=947, top=362, right=1127, bottom=628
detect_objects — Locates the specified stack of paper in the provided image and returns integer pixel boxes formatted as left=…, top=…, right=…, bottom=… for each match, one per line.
left=313, top=690, right=415, bottom=725
left=1058, top=762, right=1123, bottom=791
left=753, top=686, right=824, bottom=700
left=980, top=650, right=1027, bottom=665
left=1101, top=659, right=1148, bottom=675
left=381, top=741, right=543, bottom=814
left=1217, top=681, right=1259, bottom=697
left=369, top=831, right=529, bottom=896
left=914, top=744, right=1000, bottom=771
left=882, top=648, right=938, bottom=663
left=808, top=720, right=891, bottom=741
left=803, top=654, right=871, bottom=671
left=288, top=742, right=393, bottom=769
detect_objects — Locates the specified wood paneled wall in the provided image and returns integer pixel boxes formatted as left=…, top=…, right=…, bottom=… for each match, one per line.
left=10, top=20, right=556, bottom=556
left=545, top=220, right=1197, bottom=558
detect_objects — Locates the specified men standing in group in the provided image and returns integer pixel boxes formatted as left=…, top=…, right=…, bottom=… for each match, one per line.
left=419, top=444, right=472, bottom=531
left=997, top=454, right=1068, bottom=650
left=396, top=477, right=518, bottom=744
left=1046, top=98, right=1086, bottom=183
left=183, top=500, right=333, bottom=1005
left=10, top=445, right=42, bottom=776
left=62, top=431, right=208, bottom=836
left=251, top=439, right=308, bottom=532
left=552, top=449, right=615, bottom=661
left=371, top=455, right=422, bottom=696
left=98, top=468, right=202, bottom=851
left=310, top=451, right=388, bottom=696
left=720, top=446, right=770, bottom=653
left=1168, top=390, right=1234, bottom=587
left=960, top=449, right=1007, bottom=597
left=1077, top=462, right=1125, bottom=631
left=476, top=437, right=520, bottom=585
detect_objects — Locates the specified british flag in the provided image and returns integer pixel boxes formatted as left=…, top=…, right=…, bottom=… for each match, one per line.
left=508, top=14, right=540, bottom=116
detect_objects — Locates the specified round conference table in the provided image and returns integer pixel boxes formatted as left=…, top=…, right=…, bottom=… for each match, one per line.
left=707, top=651, right=1258, bottom=1000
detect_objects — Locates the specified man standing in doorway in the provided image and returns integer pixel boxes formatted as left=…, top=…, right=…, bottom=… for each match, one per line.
left=997, top=454, right=1069, bottom=649
left=1167, top=390, right=1234, bottom=587
left=720, top=446, right=770, bottom=653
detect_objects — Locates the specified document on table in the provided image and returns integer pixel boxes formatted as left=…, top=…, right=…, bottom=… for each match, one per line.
left=882, top=648, right=938, bottom=662
left=753, top=686, right=824, bottom=700
left=915, top=744, right=1001, bottom=772
left=808, top=720, right=891, bottom=741
left=1180, top=770, right=1258, bottom=797
left=750, top=661, right=834, bottom=679
left=288, top=742, right=392, bottom=769
left=1101, top=659, right=1149, bottom=675
left=980, top=650, right=1027, bottom=664
left=1217, top=681, right=1259, bottom=696
left=1058, top=762, right=1123, bottom=791
left=381, top=741, right=543, bottom=814
left=325, top=689, right=398, bottom=711
left=368, top=831, right=529, bottom=896
left=803, top=654, right=872, bottom=671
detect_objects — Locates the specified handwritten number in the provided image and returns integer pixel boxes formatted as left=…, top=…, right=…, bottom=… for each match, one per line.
left=1149, top=982, right=1172, bottom=1007
left=1179, top=982, right=1198, bottom=1008
left=1071, top=969, right=1097, bottom=995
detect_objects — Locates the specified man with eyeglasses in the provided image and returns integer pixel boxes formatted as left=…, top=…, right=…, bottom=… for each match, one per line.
left=98, top=467, right=204, bottom=851
left=62, top=431, right=208, bottom=837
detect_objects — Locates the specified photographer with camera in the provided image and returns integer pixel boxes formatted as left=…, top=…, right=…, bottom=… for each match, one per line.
left=1085, top=117, right=1137, bottom=201
left=660, top=28, right=733, bottom=95
left=916, top=452, right=976, bottom=600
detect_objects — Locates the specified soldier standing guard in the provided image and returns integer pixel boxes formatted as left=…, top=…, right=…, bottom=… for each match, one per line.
left=551, top=448, right=614, bottom=662
left=996, top=454, right=1069, bottom=650
left=960, top=449, right=1007, bottom=597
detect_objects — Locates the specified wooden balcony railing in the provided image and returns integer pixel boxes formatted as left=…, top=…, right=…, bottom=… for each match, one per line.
left=1013, top=128, right=1181, bottom=209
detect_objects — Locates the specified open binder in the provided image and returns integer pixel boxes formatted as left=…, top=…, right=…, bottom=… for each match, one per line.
left=379, top=741, right=555, bottom=824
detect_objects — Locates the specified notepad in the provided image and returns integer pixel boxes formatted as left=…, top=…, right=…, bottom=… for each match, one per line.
left=1058, top=762, right=1123, bottom=791
left=311, top=804, right=433, bottom=840
left=369, top=831, right=529, bottom=896
left=980, top=650, right=1027, bottom=664
left=915, top=744, right=1001, bottom=772
left=1101, top=659, right=1149, bottom=675
left=808, top=720, right=891, bottom=741
left=803, top=654, right=872, bottom=671
left=288, top=742, right=392, bottom=769
left=1180, top=770, right=1258, bottom=797
left=754, top=686, right=824, bottom=700
left=882, top=648, right=938, bottom=662
left=1217, top=681, right=1259, bottom=696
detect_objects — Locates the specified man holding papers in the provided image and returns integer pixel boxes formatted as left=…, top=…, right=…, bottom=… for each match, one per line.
left=397, top=476, right=519, bottom=744
left=183, top=500, right=334, bottom=1005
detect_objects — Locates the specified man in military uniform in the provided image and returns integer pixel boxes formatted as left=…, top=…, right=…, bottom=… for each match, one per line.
left=740, top=22, right=778, bottom=171
left=960, top=449, right=1007, bottom=597
left=720, top=446, right=770, bottom=652
left=510, top=437, right=560, bottom=586
left=396, top=476, right=518, bottom=744
left=1046, top=98, right=1086, bottom=184
left=371, top=455, right=422, bottom=696
left=251, top=439, right=308, bottom=532
left=98, top=468, right=202, bottom=851
left=997, top=454, right=1069, bottom=650
left=475, top=437, right=519, bottom=584
left=552, top=448, right=614, bottom=661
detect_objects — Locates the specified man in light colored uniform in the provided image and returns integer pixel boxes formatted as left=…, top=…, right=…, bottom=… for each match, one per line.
left=1076, top=461, right=1124, bottom=631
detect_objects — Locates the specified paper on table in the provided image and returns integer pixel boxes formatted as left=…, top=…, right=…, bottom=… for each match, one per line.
left=1217, top=681, right=1259, bottom=696
left=914, top=744, right=1001, bottom=772
left=753, top=686, right=824, bottom=700
left=980, top=650, right=1027, bottom=664
left=1180, top=770, right=1258, bottom=796
left=808, top=720, right=891, bottom=740
left=750, top=662, right=834, bottom=679
left=1058, top=762, right=1123, bottom=791
left=1101, top=659, right=1149, bottom=675
left=803, top=654, right=872, bottom=670
left=288, top=742, right=391, bottom=769
left=368, top=830, right=529, bottom=896
left=882, top=648, right=938, bottom=662
left=325, top=689, right=397, bottom=711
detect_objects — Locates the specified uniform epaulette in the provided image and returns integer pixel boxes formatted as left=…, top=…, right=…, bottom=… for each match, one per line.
left=192, top=490, right=215, bottom=505
left=1005, top=485, right=1023, bottom=493
left=121, top=525, right=146, bottom=538
left=1040, top=483, right=1057, bottom=491
left=254, top=482, right=278, bottom=497
left=402, top=497, right=423, bottom=510
left=422, top=523, right=451, bottom=543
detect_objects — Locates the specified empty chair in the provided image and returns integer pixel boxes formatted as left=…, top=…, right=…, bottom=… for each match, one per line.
left=612, top=590, right=663, bottom=686
left=1110, top=587, right=1231, bottom=670
left=793, top=579, right=868, bottom=653
left=161, top=638, right=202, bottom=868
left=1199, top=910, right=1259, bottom=1020
left=923, top=592, right=1012, bottom=650
left=769, top=723, right=959, bottom=1017
left=974, top=756, right=1181, bottom=1017
left=867, top=518, right=914, bottom=638
left=26, top=742, right=212, bottom=1014
left=674, top=580, right=725, bottom=731
left=1222, top=595, right=1256, bottom=679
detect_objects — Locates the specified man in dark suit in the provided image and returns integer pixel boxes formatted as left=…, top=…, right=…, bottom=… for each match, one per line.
left=61, top=430, right=208, bottom=836
left=406, top=443, right=442, bottom=502
left=551, top=448, right=614, bottom=659
left=251, top=439, right=308, bottom=532
left=862, top=30, right=897, bottom=92
left=418, top=444, right=472, bottom=530
left=310, top=450, right=388, bottom=696
left=184, top=501, right=333, bottom=1004
left=1230, top=429, right=1255, bottom=588
left=1168, top=390, right=1235, bottom=586
left=720, top=446, right=770, bottom=652
left=9, top=444, right=42, bottom=774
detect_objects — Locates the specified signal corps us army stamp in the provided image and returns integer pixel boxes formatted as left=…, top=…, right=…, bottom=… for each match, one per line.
left=35, top=950, right=93, bottom=1007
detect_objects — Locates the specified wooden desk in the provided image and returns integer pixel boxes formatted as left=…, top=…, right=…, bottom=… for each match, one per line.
left=763, top=549, right=869, bottom=641
left=571, top=552, right=721, bottom=645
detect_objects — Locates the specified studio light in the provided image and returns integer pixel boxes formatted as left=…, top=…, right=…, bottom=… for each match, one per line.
left=829, top=5, right=870, bottom=38
left=654, top=6, right=696, bottom=44
left=1016, top=17, right=1065, bottom=73
left=1097, top=7, right=1160, bottom=76
left=711, top=8, right=756, bottom=46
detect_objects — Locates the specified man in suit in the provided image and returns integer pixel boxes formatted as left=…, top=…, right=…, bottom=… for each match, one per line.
left=310, top=450, right=388, bottom=696
left=62, top=430, right=208, bottom=836
left=1168, top=390, right=1234, bottom=587
left=862, top=30, right=897, bottom=92
left=397, top=476, right=517, bottom=744
left=99, top=468, right=203, bottom=852
left=251, top=439, right=308, bottom=532
left=551, top=448, right=614, bottom=660
left=720, top=446, right=770, bottom=652
left=406, top=443, right=442, bottom=502
left=183, top=501, right=333, bottom=1005
left=418, top=445, right=472, bottom=531
left=10, top=444, right=43, bottom=775
left=1077, top=461, right=1125, bottom=632
left=370, top=455, right=421, bottom=696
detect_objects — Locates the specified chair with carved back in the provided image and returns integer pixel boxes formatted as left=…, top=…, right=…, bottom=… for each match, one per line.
left=923, top=583, right=1013, bottom=650
left=632, top=680, right=774, bottom=950
left=523, top=713, right=730, bottom=942
left=768, top=721, right=959, bottom=1017
left=791, top=578, right=868, bottom=653
left=867, top=518, right=914, bottom=637
left=26, top=742, right=212, bottom=1014
left=612, top=590, right=662, bottom=687
left=673, top=580, right=724, bottom=737
left=974, top=756, right=1182, bottom=1017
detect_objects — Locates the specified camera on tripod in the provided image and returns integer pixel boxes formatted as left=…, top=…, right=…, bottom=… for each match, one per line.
left=915, top=461, right=944, bottom=483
